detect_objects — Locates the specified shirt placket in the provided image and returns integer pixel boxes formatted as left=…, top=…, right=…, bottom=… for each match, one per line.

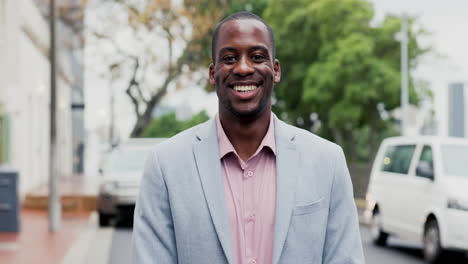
left=243, top=160, right=257, bottom=264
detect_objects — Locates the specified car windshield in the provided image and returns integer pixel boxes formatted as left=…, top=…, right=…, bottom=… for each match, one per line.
left=441, top=144, right=468, bottom=178
left=104, top=147, right=150, bottom=173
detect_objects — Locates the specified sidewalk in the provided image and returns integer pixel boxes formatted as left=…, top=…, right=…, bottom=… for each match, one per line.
left=0, top=175, right=98, bottom=264
left=0, top=209, right=91, bottom=264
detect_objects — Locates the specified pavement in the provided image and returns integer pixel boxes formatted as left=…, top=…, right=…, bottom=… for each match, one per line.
left=59, top=213, right=115, bottom=264
left=0, top=209, right=91, bottom=264
left=0, top=175, right=98, bottom=264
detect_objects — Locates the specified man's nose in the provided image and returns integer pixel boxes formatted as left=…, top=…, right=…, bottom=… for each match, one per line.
left=233, top=56, right=255, bottom=76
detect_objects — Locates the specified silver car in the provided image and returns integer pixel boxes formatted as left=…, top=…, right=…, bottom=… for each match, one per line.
left=97, top=138, right=166, bottom=226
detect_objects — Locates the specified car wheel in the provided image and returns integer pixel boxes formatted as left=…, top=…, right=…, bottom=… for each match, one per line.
left=371, top=209, right=388, bottom=246
left=423, top=220, right=445, bottom=264
left=99, top=212, right=112, bottom=227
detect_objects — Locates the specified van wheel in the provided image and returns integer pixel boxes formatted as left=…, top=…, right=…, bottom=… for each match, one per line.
left=423, top=220, right=445, bottom=264
left=371, top=210, right=388, bottom=246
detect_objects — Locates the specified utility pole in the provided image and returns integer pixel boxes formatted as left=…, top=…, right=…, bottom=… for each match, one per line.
left=400, top=16, right=409, bottom=136
left=109, top=81, right=115, bottom=148
left=109, top=64, right=119, bottom=149
left=49, top=0, right=61, bottom=232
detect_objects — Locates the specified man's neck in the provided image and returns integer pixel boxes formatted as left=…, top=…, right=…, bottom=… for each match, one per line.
left=219, top=109, right=271, bottom=161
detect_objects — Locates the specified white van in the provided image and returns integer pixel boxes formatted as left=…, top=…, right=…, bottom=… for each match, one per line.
left=365, top=136, right=468, bottom=263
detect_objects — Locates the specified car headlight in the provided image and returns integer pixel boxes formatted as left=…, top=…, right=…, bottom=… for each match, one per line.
left=447, top=198, right=468, bottom=212
left=100, top=181, right=118, bottom=195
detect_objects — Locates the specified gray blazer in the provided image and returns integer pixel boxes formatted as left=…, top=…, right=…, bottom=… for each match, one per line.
left=132, top=115, right=364, bottom=264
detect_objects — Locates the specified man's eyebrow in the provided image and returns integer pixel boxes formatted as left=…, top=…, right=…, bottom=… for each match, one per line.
left=249, top=45, right=270, bottom=55
left=218, top=47, right=237, bottom=57
left=218, top=45, right=271, bottom=55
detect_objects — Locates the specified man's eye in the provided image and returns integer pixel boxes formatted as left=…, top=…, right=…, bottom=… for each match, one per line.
left=252, top=54, right=266, bottom=61
left=222, top=56, right=236, bottom=63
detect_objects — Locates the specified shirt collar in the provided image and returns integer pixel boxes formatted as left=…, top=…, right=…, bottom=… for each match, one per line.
left=216, top=113, right=276, bottom=160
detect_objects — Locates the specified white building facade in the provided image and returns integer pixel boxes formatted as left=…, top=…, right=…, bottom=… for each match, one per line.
left=0, top=0, right=74, bottom=197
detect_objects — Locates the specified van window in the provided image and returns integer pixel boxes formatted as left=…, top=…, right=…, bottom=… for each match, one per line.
left=381, top=145, right=416, bottom=174
left=416, top=146, right=434, bottom=179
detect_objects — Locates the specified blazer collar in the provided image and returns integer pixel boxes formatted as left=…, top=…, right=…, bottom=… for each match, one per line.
left=193, top=114, right=299, bottom=264
left=193, top=118, right=234, bottom=264
left=195, top=113, right=292, bottom=143
left=271, top=114, right=300, bottom=264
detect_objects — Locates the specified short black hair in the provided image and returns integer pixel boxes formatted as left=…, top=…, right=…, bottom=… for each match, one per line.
left=211, top=11, right=276, bottom=63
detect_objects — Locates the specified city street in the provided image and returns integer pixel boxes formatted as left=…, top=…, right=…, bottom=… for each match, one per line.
left=64, top=213, right=468, bottom=264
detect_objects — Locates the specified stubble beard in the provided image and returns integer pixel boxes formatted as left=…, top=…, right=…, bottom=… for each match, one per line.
left=221, top=93, right=270, bottom=122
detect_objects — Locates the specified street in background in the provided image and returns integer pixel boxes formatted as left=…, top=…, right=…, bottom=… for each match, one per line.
left=97, top=138, right=166, bottom=226
left=365, top=136, right=468, bottom=263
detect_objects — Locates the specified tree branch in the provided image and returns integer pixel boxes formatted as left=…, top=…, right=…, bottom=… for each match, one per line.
left=125, top=57, right=141, bottom=118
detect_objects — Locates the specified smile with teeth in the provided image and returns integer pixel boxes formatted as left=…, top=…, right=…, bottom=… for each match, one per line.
left=233, top=85, right=258, bottom=93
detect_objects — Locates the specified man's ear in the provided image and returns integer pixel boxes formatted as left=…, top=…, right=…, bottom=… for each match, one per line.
left=273, top=59, right=281, bottom=83
left=209, top=63, right=216, bottom=85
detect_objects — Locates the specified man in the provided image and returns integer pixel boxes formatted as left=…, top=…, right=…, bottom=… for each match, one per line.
left=132, top=11, right=364, bottom=264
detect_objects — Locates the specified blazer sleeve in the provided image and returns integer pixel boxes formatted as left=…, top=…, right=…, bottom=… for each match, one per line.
left=322, top=147, right=365, bottom=264
left=132, top=149, right=178, bottom=263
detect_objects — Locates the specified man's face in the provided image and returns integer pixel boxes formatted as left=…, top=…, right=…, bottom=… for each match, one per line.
left=209, top=19, right=281, bottom=119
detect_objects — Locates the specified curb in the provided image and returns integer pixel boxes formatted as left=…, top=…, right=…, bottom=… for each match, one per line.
left=23, top=194, right=97, bottom=213
left=355, top=198, right=369, bottom=226
left=355, top=198, right=366, bottom=209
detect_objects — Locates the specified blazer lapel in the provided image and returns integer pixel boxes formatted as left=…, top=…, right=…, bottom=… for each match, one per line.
left=193, top=119, right=234, bottom=264
left=272, top=116, right=300, bottom=264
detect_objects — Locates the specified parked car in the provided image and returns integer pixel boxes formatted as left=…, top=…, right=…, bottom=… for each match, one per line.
left=365, top=136, right=468, bottom=263
left=97, top=138, right=166, bottom=226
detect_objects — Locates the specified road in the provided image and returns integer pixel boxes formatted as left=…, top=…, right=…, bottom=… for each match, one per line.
left=65, top=214, right=468, bottom=264
left=361, top=225, right=428, bottom=264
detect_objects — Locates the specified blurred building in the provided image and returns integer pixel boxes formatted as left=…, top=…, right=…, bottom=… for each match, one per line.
left=0, top=0, right=85, bottom=197
left=448, top=82, right=465, bottom=137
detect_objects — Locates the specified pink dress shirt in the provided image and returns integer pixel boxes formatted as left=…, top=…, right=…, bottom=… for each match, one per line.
left=216, top=114, right=277, bottom=264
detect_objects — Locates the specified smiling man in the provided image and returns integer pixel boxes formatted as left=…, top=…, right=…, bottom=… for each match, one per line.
left=132, top=11, right=364, bottom=264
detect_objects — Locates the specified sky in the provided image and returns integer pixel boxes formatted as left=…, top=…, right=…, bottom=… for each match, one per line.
left=371, top=0, right=468, bottom=135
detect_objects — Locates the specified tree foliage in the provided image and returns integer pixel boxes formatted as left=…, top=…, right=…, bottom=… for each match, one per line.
left=142, top=111, right=209, bottom=138
left=89, top=0, right=229, bottom=137
left=264, top=0, right=429, bottom=161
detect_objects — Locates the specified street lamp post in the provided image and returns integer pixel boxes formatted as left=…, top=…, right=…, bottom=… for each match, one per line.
left=49, top=0, right=61, bottom=232
left=400, top=16, right=409, bottom=136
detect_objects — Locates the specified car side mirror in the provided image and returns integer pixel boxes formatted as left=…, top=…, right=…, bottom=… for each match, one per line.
left=416, top=161, right=434, bottom=180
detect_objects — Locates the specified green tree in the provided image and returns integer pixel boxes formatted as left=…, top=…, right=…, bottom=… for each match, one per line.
left=142, top=111, right=210, bottom=138
left=264, top=0, right=429, bottom=162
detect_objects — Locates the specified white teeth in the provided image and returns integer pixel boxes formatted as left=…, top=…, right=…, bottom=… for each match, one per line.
left=233, top=85, right=257, bottom=92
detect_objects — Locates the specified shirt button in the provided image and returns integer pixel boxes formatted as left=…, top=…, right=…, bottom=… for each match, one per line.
left=249, top=258, right=257, bottom=264
left=247, top=213, right=256, bottom=222
left=245, top=171, right=254, bottom=178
